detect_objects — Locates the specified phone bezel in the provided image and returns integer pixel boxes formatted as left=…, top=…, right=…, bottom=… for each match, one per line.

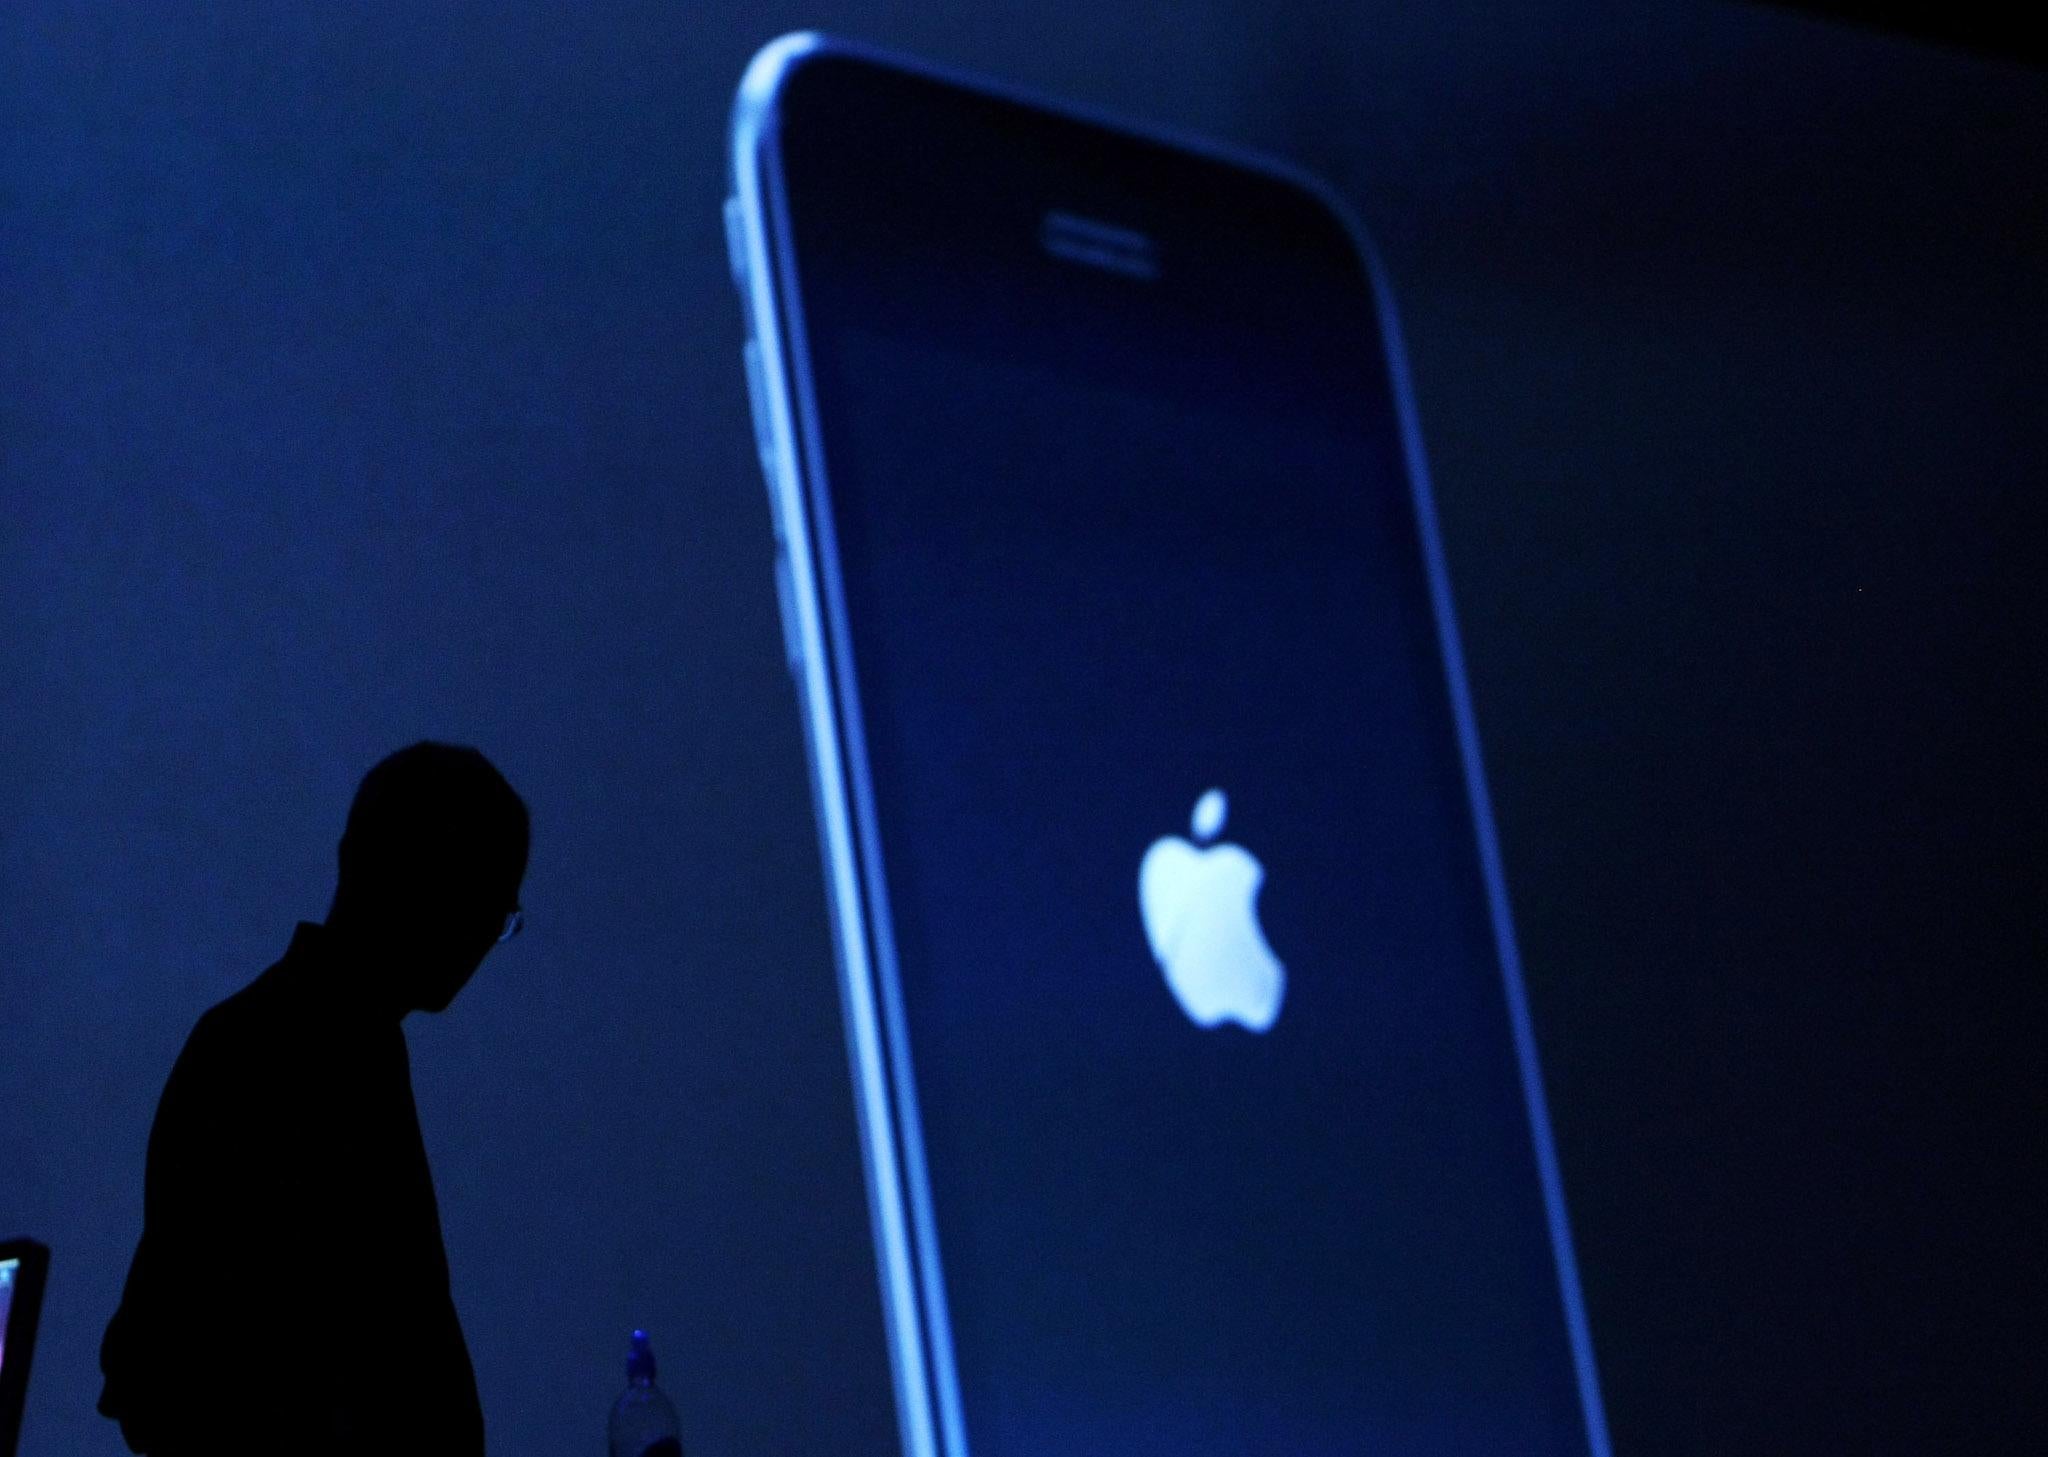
left=727, top=31, right=1613, bottom=1457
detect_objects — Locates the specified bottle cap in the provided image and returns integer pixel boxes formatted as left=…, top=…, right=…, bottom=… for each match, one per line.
left=627, top=1328, right=657, bottom=1384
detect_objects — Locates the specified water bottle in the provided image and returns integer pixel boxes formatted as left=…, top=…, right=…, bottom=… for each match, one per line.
left=607, top=1328, right=684, bottom=1457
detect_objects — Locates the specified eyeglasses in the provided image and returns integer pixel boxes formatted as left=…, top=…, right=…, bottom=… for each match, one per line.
left=497, top=907, right=525, bottom=944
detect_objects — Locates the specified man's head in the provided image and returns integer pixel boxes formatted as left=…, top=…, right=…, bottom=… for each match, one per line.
left=328, top=742, right=530, bottom=1015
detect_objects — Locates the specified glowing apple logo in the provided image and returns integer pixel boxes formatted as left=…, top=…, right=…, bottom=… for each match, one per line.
left=1138, top=788, right=1286, bottom=1032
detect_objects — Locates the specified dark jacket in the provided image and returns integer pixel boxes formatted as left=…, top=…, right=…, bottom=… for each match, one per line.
left=99, top=923, right=485, bottom=1455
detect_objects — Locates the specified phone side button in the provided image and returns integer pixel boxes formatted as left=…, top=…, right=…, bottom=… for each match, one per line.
left=724, top=195, right=749, bottom=291
left=773, top=551, right=804, bottom=678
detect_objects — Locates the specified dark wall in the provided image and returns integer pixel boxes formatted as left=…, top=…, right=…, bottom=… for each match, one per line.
left=3, top=3, right=2039, bottom=1454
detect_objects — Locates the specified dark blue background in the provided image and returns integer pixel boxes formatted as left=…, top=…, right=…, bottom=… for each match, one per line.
left=2, top=4, right=2039, bottom=1454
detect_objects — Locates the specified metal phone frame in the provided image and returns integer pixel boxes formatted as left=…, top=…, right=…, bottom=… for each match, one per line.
left=726, top=30, right=1613, bottom=1457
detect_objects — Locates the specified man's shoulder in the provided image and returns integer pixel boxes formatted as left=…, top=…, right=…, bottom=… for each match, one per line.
left=176, top=947, right=325, bottom=1081
left=190, top=959, right=285, bottom=1042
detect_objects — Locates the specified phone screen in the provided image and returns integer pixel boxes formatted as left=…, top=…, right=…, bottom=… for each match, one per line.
left=773, top=57, right=1594, bottom=1455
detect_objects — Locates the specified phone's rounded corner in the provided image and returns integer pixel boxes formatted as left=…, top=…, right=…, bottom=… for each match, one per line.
left=729, top=31, right=833, bottom=189
left=1254, top=155, right=1400, bottom=306
left=736, top=30, right=834, bottom=105
left=1232, top=153, right=1423, bottom=453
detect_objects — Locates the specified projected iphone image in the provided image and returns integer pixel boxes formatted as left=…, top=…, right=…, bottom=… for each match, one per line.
left=732, top=30, right=1610, bottom=1456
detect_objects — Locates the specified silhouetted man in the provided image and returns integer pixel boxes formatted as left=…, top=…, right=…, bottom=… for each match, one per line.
left=98, top=743, right=529, bottom=1456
